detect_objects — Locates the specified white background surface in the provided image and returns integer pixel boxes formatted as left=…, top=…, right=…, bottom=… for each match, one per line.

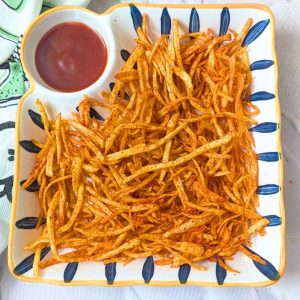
left=1, top=0, right=299, bottom=299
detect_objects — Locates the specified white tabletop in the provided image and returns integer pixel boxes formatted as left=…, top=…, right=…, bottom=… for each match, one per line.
left=1, top=0, right=300, bottom=299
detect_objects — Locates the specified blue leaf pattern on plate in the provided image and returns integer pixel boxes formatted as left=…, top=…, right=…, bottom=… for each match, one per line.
left=19, top=140, right=41, bottom=153
left=189, top=8, right=200, bottom=33
left=216, top=262, right=227, bottom=285
left=129, top=4, right=142, bottom=32
left=219, top=7, right=230, bottom=36
left=28, top=109, right=44, bottom=130
left=242, top=19, right=270, bottom=46
left=120, top=49, right=130, bottom=62
left=89, top=108, right=104, bottom=121
left=249, top=122, right=278, bottom=133
left=20, top=179, right=39, bottom=192
left=258, top=152, right=279, bottom=162
left=64, top=262, right=78, bottom=283
left=243, top=246, right=279, bottom=281
left=250, top=91, right=275, bottom=102
left=16, top=217, right=46, bottom=229
left=124, top=93, right=130, bottom=101
left=178, top=264, right=191, bottom=284
left=161, top=7, right=171, bottom=35
left=75, top=106, right=104, bottom=121
left=265, top=215, right=281, bottom=226
left=105, top=263, right=117, bottom=285
left=257, top=184, right=280, bottom=195
left=142, top=256, right=154, bottom=283
left=14, top=247, right=50, bottom=275
left=109, top=82, right=115, bottom=91
left=250, top=60, right=274, bottom=71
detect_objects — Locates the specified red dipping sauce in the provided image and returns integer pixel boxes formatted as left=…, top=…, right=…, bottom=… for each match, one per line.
left=35, top=22, right=107, bottom=92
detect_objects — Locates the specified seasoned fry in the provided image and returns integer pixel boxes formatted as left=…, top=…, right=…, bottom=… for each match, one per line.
left=36, top=99, right=50, bottom=135
left=23, top=15, right=265, bottom=275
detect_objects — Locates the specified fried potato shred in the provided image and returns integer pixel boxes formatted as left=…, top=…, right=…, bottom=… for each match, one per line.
left=22, top=15, right=266, bottom=276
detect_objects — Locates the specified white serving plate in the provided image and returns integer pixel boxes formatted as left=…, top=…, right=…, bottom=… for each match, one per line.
left=8, top=3, right=285, bottom=287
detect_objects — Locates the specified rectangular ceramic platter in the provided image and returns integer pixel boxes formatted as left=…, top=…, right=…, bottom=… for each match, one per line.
left=9, top=3, right=285, bottom=286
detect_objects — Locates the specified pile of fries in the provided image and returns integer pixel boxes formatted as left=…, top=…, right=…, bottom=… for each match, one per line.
left=22, top=15, right=269, bottom=276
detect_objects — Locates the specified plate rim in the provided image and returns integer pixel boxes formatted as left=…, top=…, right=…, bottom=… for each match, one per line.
left=8, top=2, right=285, bottom=287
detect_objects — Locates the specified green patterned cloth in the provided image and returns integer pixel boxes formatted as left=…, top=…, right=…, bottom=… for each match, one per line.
left=0, top=0, right=91, bottom=254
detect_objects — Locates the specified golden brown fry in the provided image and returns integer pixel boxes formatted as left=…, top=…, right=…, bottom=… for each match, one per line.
left=95, top=238, right=140, bottom=261
left=55, top=113, right=62, bottom=163
left=163, top=217, right=213, bottom=238
left=69, top=120, right=104, bottom=147
left=247, top=218, right=270, bottom=234
left=47, top=191, right=60, bottom=258
left=32, top=245, right=43, bottom=278
left=217, top=258, right=239, bottom=273
left=45, top=142, right=56, bottom=177
left=71, top=157, right=83, bottom=195
left=36, top=99, right=50, bottom=135
left=58, top=183, right=84, bottom=233
left=239, top=245, right=266, bottom=265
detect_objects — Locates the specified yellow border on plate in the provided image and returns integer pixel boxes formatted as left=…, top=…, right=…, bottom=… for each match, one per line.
left=8, top=2, right=285, bottom=287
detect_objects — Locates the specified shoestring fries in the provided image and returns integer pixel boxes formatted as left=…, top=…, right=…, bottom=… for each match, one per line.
left=22, top=14, right=269, bottom=277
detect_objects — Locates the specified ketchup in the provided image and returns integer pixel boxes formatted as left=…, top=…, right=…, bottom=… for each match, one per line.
left=35, top=22, right=107, bottom=92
